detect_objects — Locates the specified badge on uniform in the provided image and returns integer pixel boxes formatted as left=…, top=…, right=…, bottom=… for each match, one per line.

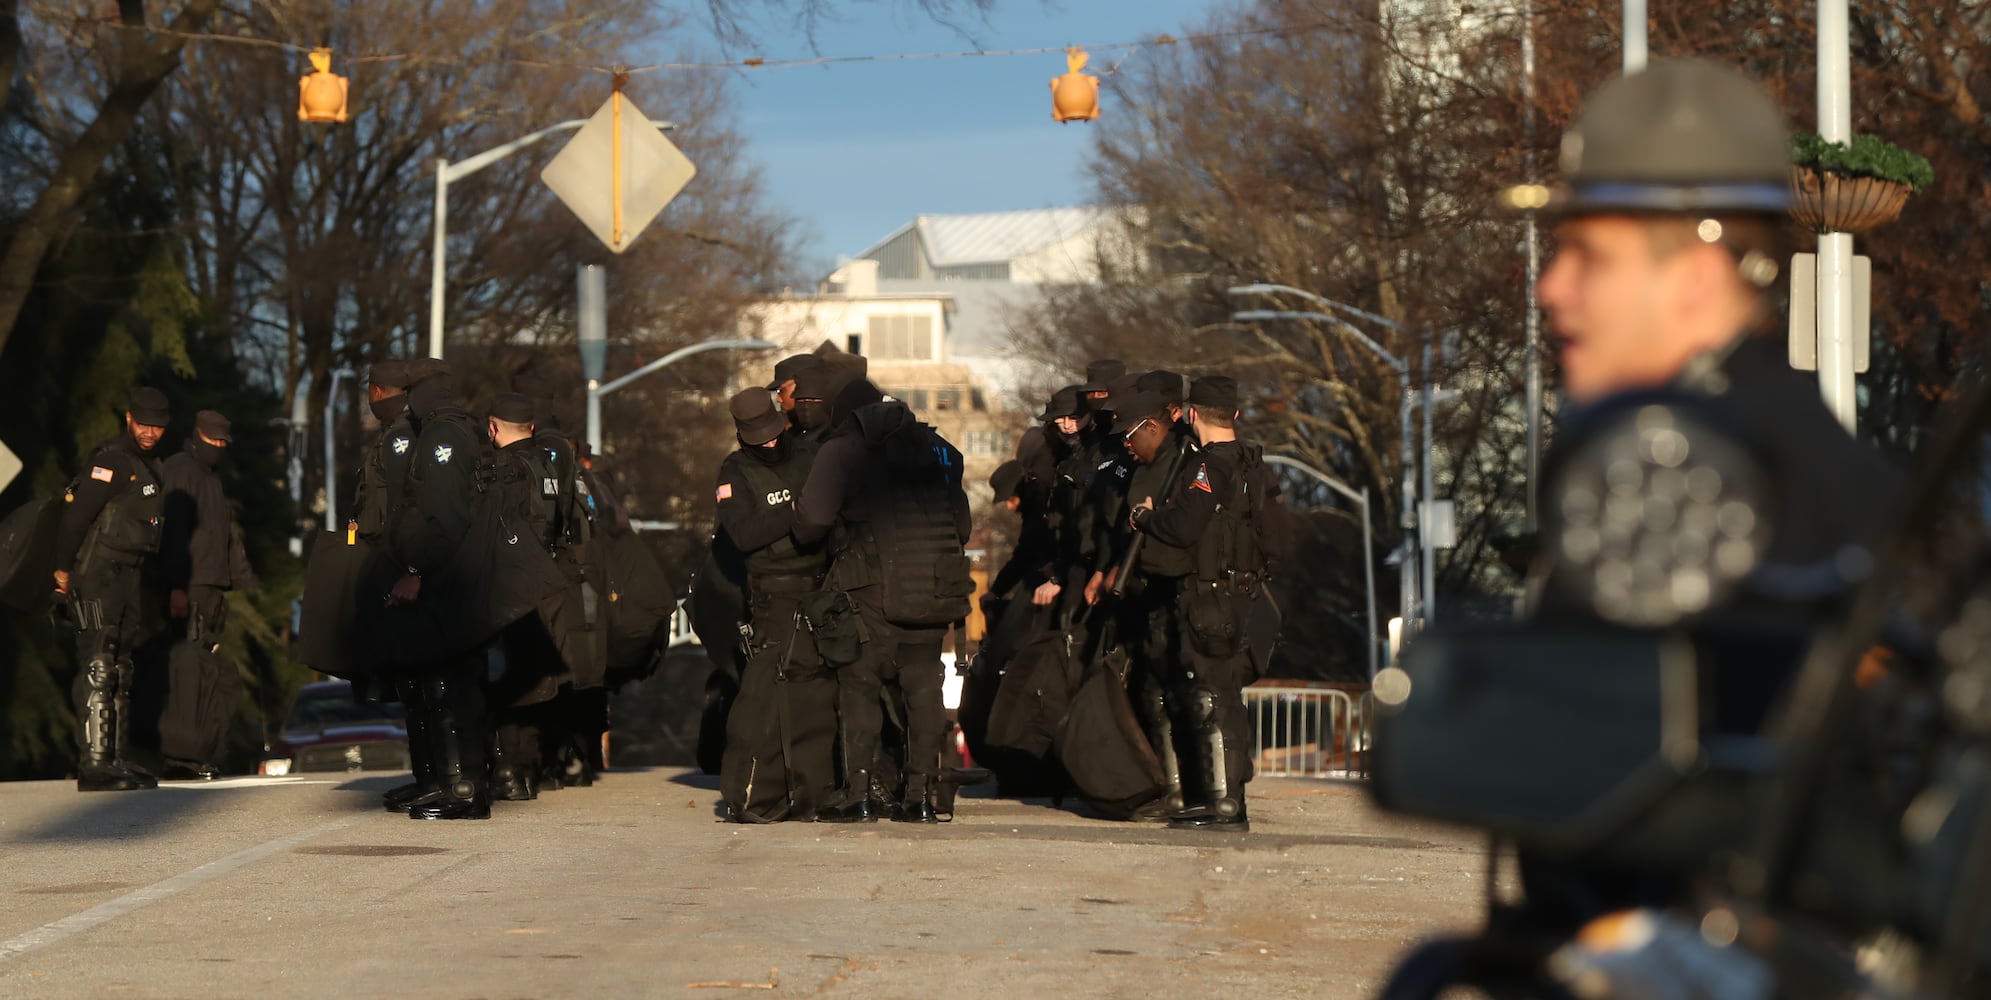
left=542, top=477, right=558, bottom=497
left=716, top=483, right=734, bottom=501
left=142, top=484, right=157, bottom=497
left=90, top=466, right=113, bottom=483
left=392, top=437, right=410, bottom=455
left=433, top=445, right=453, bottom=465
left=1191, top=464, right=1212, bottom=493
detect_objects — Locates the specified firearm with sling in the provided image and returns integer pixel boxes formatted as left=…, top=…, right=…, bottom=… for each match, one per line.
left=1109, top=438, right=1190, bottom=598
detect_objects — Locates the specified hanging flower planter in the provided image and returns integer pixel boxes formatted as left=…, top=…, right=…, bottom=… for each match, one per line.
left=1787, top=132, right=1933, bottom=235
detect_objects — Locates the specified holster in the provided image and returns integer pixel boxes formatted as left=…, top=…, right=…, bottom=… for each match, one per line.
left=800, top=590, right=866, bottom=668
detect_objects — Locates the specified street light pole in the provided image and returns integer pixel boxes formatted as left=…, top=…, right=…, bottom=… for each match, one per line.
left=1421, top=340, right=1436, bottom=623
left=1263, top=454, right=1378, bottom=682
left=322, top=368, right=356, bottom=533
left=429, top=119, right=674, bottom=360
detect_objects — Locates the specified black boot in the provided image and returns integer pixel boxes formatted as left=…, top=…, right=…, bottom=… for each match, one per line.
left=1167, top=715, right=1246, bottom=832
left=892, top=776, right=944, bottom=824
left=408, top=671, right=491, bottom=821
left=161, top=757, right=219, bottom=781
left=491, top=727, right=537, bottom=802
left=109, top=659, right=158, bottom=789
left=1142, top=686, right=1185, bottom=813
left=818, top=730, right=879, bottom=824
left=76, top=655, right=144, bottom=792
left=384, top=678, right=440, bottom=810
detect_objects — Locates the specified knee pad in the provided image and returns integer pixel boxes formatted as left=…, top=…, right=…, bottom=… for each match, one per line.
left=1185, top=686, right=1220, bottom=727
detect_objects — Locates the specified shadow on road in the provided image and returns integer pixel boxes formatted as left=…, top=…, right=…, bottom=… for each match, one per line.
left=1, top=781, right=393, bottom=844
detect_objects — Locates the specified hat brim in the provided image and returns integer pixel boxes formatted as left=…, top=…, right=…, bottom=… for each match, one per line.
left=1499, top=180, right=1791, bottom=216
left=738, top=414, right=787, bottom=447
left=132, top=411, right=170, bottom=428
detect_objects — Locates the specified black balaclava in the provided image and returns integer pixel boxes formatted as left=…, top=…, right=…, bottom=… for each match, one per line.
left=189, top=437, right=225, bottom=468
left=791, top=399, right=831, bottom=433
left=746, top=434, right=791, bottom=465
left=407, top=374, right=456, bottom=425
left=370, top=392, right=408, bottom=424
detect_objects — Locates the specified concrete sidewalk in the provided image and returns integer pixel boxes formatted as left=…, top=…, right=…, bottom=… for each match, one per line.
left=0, top=769, right=1488, bottom=998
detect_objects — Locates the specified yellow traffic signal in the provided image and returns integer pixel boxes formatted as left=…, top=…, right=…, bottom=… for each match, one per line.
left=1051, top=47, right=1099, bottom=123
left=298, top=48, right=349, bottom=123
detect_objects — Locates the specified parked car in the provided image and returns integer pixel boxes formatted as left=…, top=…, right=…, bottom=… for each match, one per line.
left=259, top=680, right=411, bottom=776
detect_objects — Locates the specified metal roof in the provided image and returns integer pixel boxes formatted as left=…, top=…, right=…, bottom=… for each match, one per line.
left=858, top=207, right=1116, bottom=269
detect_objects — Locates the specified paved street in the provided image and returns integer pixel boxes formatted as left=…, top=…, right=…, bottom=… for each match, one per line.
left=0, top=771, right=1489, bottom=998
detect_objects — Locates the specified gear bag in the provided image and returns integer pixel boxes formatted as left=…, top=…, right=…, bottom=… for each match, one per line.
left=159, top=636, right=242, bottom=764
left=1055, top=653, right=1168, bottom=818
left=719, top=612, right=838, bottom=822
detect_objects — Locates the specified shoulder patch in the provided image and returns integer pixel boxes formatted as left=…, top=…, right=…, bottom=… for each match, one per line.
left=542, top=477, right=559, bottom=497
left=1191, top=464, right=1213, bottom=493
left=716, top=483, right=734, bottom=501
left=90, top=466, right=114, bottom=482
left=1096, top=459, right=1116, bottom=471
left=391, top=436, right=410, bottom=455
left=433, top=444, right=453, bottom=465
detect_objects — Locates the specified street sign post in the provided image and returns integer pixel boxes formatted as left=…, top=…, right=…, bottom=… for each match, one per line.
left=542, top=92, right=696, bottom=253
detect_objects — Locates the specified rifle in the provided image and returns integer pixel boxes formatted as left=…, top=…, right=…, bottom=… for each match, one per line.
left=1109, top=435, right=1190, bottom=598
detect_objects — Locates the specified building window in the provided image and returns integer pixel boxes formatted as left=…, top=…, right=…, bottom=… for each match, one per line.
left=963, top=430, right=1007, bottom=457
left=909, top=389, right=930, bottom=411
left=846, top=333, right=863, bottom=355
left=935, top=389, right=961, bottom=412
left=970, top=389, right=987, bottom=411
left=865, top=314, right=934, bottom=360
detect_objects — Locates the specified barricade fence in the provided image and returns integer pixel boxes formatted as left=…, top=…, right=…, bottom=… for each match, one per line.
left=1242, top=682, right=1371, bottom=778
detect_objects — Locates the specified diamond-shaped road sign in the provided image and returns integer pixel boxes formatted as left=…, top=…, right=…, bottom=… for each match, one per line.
left=0, top=439, right=18, bottom=494
left=542, top=93, right=696, bottom=254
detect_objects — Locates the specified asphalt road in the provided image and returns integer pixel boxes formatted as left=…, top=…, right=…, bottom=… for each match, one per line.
left=0, top=770, right=1491, bottom=998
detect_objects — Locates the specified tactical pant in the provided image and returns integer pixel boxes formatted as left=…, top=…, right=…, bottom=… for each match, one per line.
left=69, top=565, right=148, bottom=769
left=831, top=586, right=889, bottom=802
left=416, top=652, right=490, bottom=803
left=1165, top=589, right=1253, bottom=814
left=877, top=620, right=948, bottom=801
left=1120, top=576, right=1183, bottom=807
left=720, top=589, right=838, bottom=821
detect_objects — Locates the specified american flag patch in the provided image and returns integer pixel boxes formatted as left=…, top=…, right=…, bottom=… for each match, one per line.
left=716, top=483, right=734, bottom=501
left=90, top=466, right=113, bottom=482
left=1191, top=464, right=1213, bottom=493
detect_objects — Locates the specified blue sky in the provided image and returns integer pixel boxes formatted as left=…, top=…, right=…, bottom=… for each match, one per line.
left=671, top=0, right=1218, bottom=275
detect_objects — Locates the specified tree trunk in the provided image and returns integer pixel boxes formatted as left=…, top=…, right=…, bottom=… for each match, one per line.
left=0, top=0, right=20, bottom=121
left=0, top=0, right=223, bottom=359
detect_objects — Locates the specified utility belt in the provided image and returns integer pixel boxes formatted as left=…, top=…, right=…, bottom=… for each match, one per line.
left=750, top=575, right=820, bottom=599
left=1177, top=568, right=1265, bottom=658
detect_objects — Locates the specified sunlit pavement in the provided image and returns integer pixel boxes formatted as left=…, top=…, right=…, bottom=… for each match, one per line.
left=0, top=769, right=1488, bottom=998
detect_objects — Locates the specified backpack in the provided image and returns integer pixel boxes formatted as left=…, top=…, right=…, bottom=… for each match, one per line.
left=867, top=420, right=974, bottom=627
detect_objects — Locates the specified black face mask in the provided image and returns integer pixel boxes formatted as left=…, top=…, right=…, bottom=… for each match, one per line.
left=745, top=434, right=789, bottom=464
left=370, top=394, right=407, bottom=424
left=190, top=438, right=225, bottom=468
left=792, top=400, right=830, bottom=433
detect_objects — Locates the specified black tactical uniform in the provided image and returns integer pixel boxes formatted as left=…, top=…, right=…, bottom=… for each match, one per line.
left=347, top=360, right=431, bottom=812
left=153, top=409, right=253, bottom=778
left=487, top=393, right=566, bottom=801
left=388, top=364, right=493, bottom=821
left=795, top=379, right=973, bottom=823
left=1130, top=377, right=1280, bottom=832
left=716, top=388, right=836, bottom=821
left=785, top=364, right=834, bottom=455
left=56, top=387, right=173, bottom=792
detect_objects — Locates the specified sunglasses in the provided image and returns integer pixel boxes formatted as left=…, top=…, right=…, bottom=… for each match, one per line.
left=1125, top=415, right=1160, bottom=437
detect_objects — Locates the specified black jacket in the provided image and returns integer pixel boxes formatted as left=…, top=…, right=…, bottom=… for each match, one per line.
left=159, top=445, right=253, bottom=591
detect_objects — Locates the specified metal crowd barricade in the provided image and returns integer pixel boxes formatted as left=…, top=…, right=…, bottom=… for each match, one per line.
left=1242, top=682, right=1371, bottom=778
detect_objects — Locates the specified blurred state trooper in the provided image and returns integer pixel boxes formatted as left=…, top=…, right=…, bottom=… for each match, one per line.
left=1126, top=376, right=1287, bottom=832
left=715, top=388, right=836, bottom=821
left=1373, top=60, right=1904, bottom=994
left=154, top=409, right=255, bottom=780
left=768, top=354, right=828, bottom=449
left=54, top=387, right=172, bottom=791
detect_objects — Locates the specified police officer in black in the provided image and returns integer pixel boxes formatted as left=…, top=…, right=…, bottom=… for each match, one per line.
left=55, top=387, right=173, bottom=791
left=485, top=393, right=564, bottom=801
left=345, top=360, right=436, bottom=811
left=1127, top=375, right=1283, bottom=832
left=795, top=378, right=973, bottom=823
left=154, top=409, right=255, bottom=779
left=1023, top=385, right=1096, bottom=614
left=768, top=354, right=826, bottom=442
left=387, top=361, right=494, bottom=820
left=715, top=388, right=836, bottom=821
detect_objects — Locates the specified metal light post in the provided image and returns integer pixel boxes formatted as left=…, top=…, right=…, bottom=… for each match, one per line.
left=1624, top=0, right=1647, bottom=73
left=321, top=367, right=356, bottom=533
left=1815, top=0, right=1857, bottom=430
left=1230, top=284, right=1423, bottom=635
left=1263, top=454, right=1379, bottom=682
left=429, top=119, right=674, bottom=360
